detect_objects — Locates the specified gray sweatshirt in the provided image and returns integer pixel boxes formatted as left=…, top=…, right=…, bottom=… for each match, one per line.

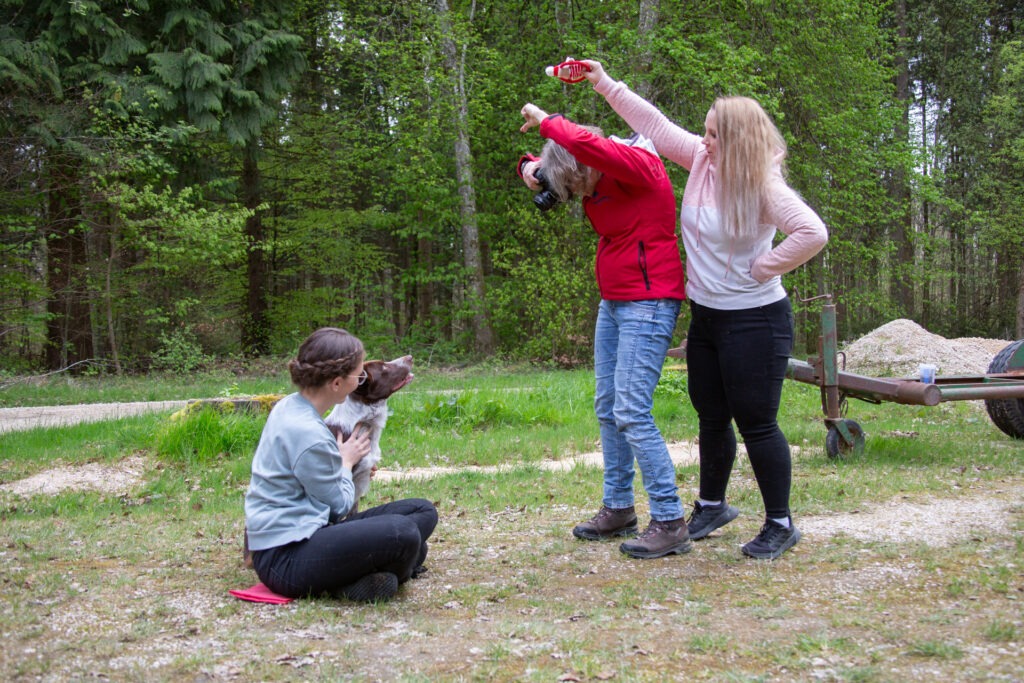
left=244, top=392, right=357, bottom=551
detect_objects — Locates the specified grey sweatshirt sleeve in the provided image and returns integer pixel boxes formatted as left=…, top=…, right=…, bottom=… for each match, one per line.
left=292, top=438, right=358, bottom=521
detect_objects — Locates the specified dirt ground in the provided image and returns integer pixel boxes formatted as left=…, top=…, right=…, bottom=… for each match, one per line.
left=1, top=320, right=1021, bottom=680
left=2, top=448, right=1021, bottom=682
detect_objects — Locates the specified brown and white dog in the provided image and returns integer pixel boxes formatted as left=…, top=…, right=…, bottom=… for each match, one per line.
left=324, top=355, right=414, bottom=502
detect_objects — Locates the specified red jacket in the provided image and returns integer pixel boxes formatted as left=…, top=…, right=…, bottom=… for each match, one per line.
left=534, top=114, right=685, bottom=301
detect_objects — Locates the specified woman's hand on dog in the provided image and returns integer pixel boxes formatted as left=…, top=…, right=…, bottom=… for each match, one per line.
left=338, top=425, right=371, bottom=470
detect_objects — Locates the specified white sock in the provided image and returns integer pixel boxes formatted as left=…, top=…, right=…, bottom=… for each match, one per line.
left=770, top=516, right=791, bottom=528
left=698, top=499, right=722, bottom=508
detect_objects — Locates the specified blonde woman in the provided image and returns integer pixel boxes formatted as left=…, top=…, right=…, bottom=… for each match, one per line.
left=579, top=59, right=828, bottom=559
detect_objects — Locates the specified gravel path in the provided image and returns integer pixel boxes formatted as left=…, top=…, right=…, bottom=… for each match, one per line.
left=0, top=400, right=190, bottom=434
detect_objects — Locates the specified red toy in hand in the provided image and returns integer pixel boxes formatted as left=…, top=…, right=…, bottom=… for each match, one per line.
left=544, top=60, right=591, bottom=83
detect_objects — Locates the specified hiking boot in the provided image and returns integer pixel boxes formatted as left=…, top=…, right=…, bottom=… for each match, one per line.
left=742, top=518, right=801, bottom=560
left=572, top=505, right=638, bottom=541
left=619, top=518, right=692, bottom=559
left=687, top=500, right=739, bottom=540
left=335, top=572, right=399, bottom=603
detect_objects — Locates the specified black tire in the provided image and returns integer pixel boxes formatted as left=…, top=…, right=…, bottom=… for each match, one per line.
left=984, top=339, right=1024, bottom=440
left=825, top=419, right=865, bottom=459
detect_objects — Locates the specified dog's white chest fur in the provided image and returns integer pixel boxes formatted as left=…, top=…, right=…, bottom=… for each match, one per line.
left=322, top=354, right=413, bottom=505
left=324, top=398, right=388, bottom=500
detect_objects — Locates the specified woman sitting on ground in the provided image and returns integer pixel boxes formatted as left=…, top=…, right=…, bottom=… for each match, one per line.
left=244, top=327, right=437, bottom=602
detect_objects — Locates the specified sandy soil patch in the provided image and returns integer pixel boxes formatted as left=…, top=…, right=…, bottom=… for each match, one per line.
left=0, top=455, right=152, bottom=496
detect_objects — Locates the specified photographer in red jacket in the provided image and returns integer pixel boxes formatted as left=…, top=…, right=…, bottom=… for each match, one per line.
left=518, top=103, right=688, bottom=559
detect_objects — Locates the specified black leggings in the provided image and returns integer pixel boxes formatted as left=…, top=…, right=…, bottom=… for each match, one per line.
left=252, top=498, right=438, bottom=599
left=686, top=298, right=794, bottom=520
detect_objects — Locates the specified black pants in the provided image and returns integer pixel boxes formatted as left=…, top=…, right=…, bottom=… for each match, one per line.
left=686, top=298, right=794, bottom=520
left=252, top=498, right=438, bottom=599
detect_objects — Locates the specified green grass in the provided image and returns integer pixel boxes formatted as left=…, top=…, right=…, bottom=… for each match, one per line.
left=1, top=363, right=1022, bottom=681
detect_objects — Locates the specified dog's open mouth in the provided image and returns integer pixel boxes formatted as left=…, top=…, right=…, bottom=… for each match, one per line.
left=396, top=373, right=414, bottom=391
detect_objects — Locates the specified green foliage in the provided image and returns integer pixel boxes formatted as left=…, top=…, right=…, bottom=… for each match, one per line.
left=80, top=96, right=251, bottom=363
left=490, top=206, right=599, bottom=365
left=415, top=389, right=563, bottom=434
left=155, top=406, right=266, bottom=465
left=3, top=0, right=1023, bottom=367
left=906, top=0, right=1024, bottom=337
left=654, top=365, right=688, bottom=401
left=146, top=2, right=305, bottom=145
left=150, top=326, right=213, bottom=374
left=976, top=39, right=1024, bottom=335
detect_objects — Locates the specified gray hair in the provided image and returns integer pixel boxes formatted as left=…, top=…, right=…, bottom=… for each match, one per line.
left=539, top=124, right=604, bottom=202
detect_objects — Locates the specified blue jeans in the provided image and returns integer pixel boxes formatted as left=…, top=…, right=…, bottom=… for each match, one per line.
left=686, top=298, right=794, bottom=520
left=594, top=298, right=683, bottom=521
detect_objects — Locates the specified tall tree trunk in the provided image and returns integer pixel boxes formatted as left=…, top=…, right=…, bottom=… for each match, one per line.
left=44, top=157, right=92, bottom=371
left=104, top=220, right=122, bottom=374
left=635, top=0, right=660, bottom=101
left=920, top=96, right=934, bottom=329
left=241, top=142, right=270, bottom=356
left=417, top=232, right=436, bottom=332
left=436, top=0, right=493, bottom=354
left=892, top=0, right=915, bottom=317
left=554, top=0, right=571, bottom=37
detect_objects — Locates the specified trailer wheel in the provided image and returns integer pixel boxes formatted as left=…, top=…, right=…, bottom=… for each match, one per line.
left=985, top=339, right=1024, bottom=439
left=825, top=419, right=865, bottom=459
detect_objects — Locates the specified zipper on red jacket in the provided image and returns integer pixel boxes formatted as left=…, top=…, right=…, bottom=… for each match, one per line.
left=638, top=241, right=651, bottom=290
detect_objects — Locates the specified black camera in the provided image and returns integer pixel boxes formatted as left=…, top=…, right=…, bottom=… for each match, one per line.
left=532, top=166, right=560, bottom=212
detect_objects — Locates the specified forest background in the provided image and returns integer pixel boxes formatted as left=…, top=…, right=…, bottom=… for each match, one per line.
left=2, top=0, right=1024, bottom=375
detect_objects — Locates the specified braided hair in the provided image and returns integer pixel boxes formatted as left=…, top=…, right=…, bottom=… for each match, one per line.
left=287, top=327, right=365, bottom=389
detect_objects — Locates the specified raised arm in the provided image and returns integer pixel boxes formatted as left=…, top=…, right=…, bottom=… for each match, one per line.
left=580, top=59, right=703, bottom=171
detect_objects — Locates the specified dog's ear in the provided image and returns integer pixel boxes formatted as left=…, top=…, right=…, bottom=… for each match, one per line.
left=352, top=363, right=379, bottom=398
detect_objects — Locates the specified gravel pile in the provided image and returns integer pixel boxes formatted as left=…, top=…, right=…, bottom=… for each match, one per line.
left=840, top=318, right=1013, bottom=379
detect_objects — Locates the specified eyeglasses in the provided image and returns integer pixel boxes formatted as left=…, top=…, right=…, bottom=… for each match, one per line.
left=353, top=369, right=367, bottom=386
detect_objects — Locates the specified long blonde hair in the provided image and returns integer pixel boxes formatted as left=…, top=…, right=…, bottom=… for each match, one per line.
left=713, top=97, right=787, bottom=242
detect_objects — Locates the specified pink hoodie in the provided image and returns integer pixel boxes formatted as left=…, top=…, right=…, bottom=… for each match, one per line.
left=594, top=75, right=828, bottom=310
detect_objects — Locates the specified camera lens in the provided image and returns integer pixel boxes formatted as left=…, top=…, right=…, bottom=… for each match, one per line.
left=533, top=191, right=559, bottom=211
left=531, top=167, right=559, bottom=211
